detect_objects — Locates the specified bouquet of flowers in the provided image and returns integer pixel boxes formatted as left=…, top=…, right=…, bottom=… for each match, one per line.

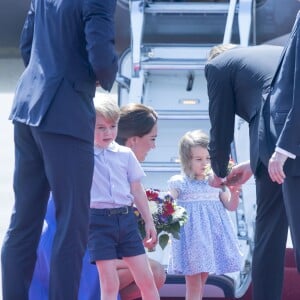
left=134, top=189, right=188, bottom=250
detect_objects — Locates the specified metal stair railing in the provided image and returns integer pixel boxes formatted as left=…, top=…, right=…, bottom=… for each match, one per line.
left=128, top=0, right=254, bottom=102
left=130, top=0, right=253, bottom=75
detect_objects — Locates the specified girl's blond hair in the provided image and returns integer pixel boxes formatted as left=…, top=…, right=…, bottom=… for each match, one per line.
left=179, top=130, right=209, bottom=177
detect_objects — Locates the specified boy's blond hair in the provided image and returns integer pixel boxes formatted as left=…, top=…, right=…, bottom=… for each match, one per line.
left=179, top=130, right=209, bottom=178
left=94, top=96, right=120, bottom=123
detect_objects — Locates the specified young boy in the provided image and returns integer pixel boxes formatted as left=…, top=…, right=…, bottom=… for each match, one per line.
left=88, top=98, right=160, bottom=300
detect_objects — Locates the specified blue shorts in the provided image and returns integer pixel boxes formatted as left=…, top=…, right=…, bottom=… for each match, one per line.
left=88, top=206, right=145, bottom=262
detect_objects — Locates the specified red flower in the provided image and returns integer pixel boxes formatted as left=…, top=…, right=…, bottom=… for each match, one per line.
left=136, top=188, right=188, bottom=250
left=146, top=189, right=159, bottom=201
left=162, top=201, right=175, bottom=217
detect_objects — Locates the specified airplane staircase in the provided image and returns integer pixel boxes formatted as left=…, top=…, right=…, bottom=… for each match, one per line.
left=129, top=0, right=255, bottom=79
left=118, top=1, right=256, bottom=298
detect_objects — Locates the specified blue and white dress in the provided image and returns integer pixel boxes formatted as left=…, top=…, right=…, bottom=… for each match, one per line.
left=167, top=174, right=243, bottom=276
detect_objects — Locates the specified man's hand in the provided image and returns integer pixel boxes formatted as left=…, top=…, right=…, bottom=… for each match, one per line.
left=208, top=160, right=253, bottom=188
left=225, top=161, right=253, bottom=185
left=268, top=151, right=288, bottom=184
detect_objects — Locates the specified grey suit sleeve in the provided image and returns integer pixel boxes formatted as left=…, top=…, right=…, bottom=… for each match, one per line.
left=20, top=0, right=35, bottom=66
left=83, top=0, right=118, bottom=92
left=205, top=63, right=235, bottom=178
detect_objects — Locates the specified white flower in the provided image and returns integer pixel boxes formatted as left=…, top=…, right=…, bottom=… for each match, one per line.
left=172, top=206, right=185, bottom=220
left=148, top=201, right=159, bottom=215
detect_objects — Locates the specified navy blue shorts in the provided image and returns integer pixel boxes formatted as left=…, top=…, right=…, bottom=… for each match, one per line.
left=88, top=206, right=145, bottom=262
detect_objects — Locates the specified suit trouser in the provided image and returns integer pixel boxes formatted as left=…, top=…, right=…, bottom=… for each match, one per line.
left=1, top=122, right=94, bottom=300
left=282, top=175, right=300, bottom=271
left=252, top=164, right=288, bottom=300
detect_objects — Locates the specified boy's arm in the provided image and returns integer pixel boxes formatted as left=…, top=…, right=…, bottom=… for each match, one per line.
left=131, top=181, right=157, bottom=247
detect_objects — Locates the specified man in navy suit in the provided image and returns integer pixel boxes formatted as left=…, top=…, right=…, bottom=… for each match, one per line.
left=205, top=44, right=289, bottom=300
left=260, top=9, right=300, bottom=294
left=1, top=0, right=118, bottom=299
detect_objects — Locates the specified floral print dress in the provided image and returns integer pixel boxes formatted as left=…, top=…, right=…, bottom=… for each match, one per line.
left=167, top=175, right=243, bottom=275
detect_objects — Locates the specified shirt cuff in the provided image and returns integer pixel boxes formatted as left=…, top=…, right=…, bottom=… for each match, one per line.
left=275, top=147, right=296, bottom=159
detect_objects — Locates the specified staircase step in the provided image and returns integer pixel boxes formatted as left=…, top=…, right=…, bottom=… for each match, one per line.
left=144, top=2, right=235, bottom=14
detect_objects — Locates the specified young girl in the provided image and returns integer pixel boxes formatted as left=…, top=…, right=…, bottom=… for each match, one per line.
left=167, top=129, right=243, bottom=300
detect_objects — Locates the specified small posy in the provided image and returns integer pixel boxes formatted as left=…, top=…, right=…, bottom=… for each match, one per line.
left=134, top=189, right=188, bottom=249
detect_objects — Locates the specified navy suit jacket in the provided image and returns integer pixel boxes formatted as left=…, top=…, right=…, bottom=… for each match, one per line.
left=205, top=45, right=283, bottom=177
left=9, top=0, right=118, bottom=142
left=260, top=11, right=300, bottom=175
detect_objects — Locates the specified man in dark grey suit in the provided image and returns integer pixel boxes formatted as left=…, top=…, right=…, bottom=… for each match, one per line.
left=205, top=44, right=287, bottom=300
left=1, top=0, right=118, bottom=299
left=260, top=9, right=300, bottom=292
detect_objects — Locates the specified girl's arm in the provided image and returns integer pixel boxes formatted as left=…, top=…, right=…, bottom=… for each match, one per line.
left=169, top=188, right=179, bottom=200
left=131, top=181, right=157, bottom=247
left=219, top=185, right=241, bottom=211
